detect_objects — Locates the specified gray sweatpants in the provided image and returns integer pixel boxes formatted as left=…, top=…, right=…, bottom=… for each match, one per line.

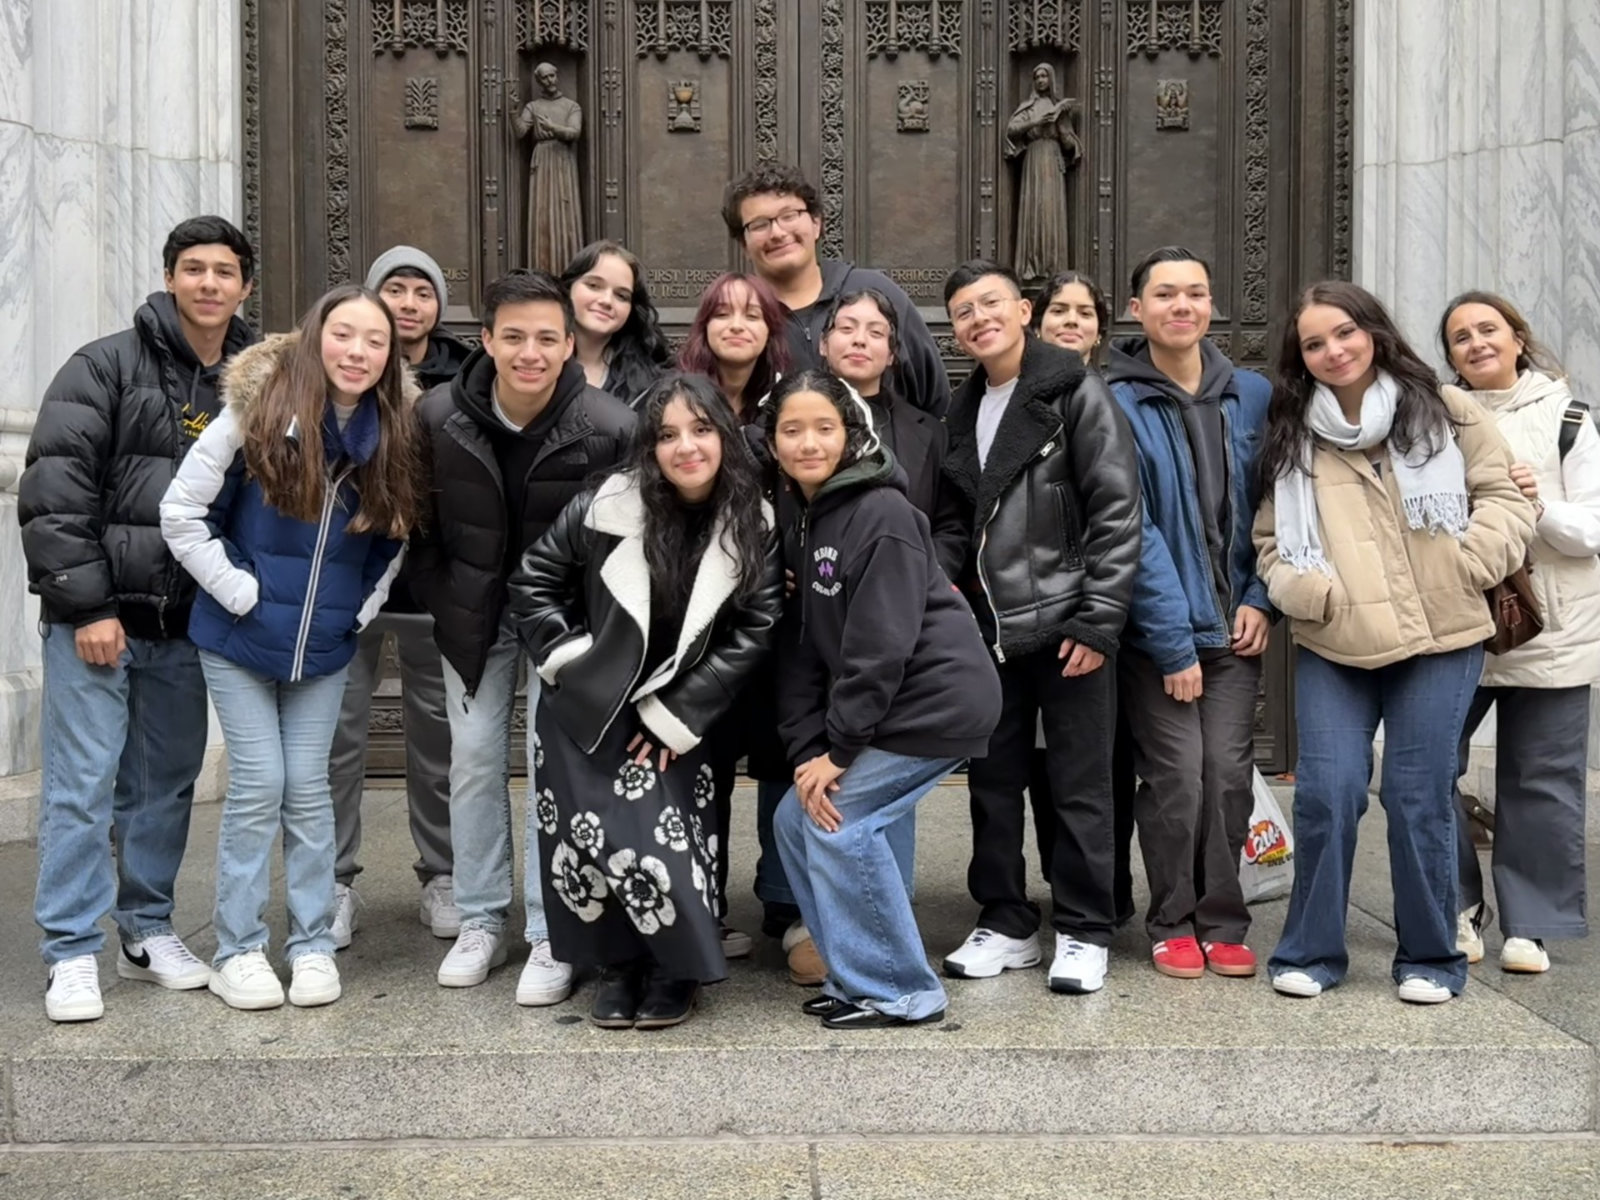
left=1456, top=684, right=1589, bottom=940
left=329, top=612, right=454, bottom=886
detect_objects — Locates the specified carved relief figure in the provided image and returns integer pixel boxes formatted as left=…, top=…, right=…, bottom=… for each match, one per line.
left=1004, top=63, right=1082, bottom=281
left=513, top=63, right=585, bottom=273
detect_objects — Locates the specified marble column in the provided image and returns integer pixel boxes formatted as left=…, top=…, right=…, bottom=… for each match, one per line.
left=0, top=0, right=241, bottom=840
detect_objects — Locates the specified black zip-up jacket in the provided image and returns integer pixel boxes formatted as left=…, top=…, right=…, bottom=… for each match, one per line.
left=19, top=292, right=256, bottom=635
left=510, top=474, right=783, bottom=755
left=410, top=350, right=636, bottom=694
left=935, top=335, right=1142, bottom=662
left=778, top=448, right=1001, bottom=769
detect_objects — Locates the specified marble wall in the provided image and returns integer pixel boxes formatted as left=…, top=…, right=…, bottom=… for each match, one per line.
left=0, top=1, right=241, bottom=833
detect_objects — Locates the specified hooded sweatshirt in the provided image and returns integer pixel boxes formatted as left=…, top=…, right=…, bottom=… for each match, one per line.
left=777, top=446, right=1001, bottom=769
left=1107, top=336, right=1236, bottom=643
left=365, top=245, right=470, bottom=390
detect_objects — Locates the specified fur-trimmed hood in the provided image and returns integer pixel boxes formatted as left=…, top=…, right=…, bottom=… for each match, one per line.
left=221, top=331, right=424, bottom=415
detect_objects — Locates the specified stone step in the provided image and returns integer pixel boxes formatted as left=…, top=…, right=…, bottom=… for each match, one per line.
left=2, top=787, right=1595, bottom=1145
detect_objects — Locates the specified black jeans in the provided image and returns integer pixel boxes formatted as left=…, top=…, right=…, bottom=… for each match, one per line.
left=968, top=648, right=1117, bottom=945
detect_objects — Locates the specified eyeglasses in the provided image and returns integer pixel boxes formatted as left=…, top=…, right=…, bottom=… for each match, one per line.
left=950, top=293, right=1014, bottom=326
left=742, top=208, right=813, bottom=238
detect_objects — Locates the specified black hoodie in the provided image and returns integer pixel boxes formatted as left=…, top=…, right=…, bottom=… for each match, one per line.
left=777, top=447, right=1001, bottom=769
left=411, top=329, right=473, bottom=391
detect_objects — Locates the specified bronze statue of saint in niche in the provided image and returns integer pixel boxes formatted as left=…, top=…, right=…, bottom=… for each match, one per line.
left=1005, top=63, right=1082, bottom=282
left=513, top=62, right=585, bottom=273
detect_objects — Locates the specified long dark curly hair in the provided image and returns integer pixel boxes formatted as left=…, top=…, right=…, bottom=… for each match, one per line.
left=1259, top=280, right=1457, bottom=487
left=627, top=372, right=771, bottom=608
left=559, top=240, right=673, bottom=405
left=763, top=369, right=882, bottom=479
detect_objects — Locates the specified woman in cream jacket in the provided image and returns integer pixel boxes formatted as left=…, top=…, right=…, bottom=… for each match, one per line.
left=1441, top=291, right=1600, bottom=975
left=1254, top=281, right=1534, bottom=1005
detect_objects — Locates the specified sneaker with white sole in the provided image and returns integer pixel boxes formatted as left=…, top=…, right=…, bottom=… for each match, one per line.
left=1271, top=969, right=1323, bottom=998
left=117, top=933, right=212, bottom=989
left=437, top=927, right=507, bottom=988
left=420, top=875, right=462, bottom=938
left=943, top=928, right=1042, bottom=979
left=1456, top=905, right=1485, bottom=964
left=720, top=922, right=753, bottom=959
left=288, top=953, right=342, bottom=1007
left=1398, top=975, right=1453, bottom=1004
left=1501, top=937, right=1550, bottom=974
left=331, top=884, right=358, bottom=950
left=209, top=949, right=285, bottom=1010
left=515, top=938, right=574, bottom=1006
left=1048, top=936, right=1108, bottom=994
left=45, top=955, right=104, bottom=1022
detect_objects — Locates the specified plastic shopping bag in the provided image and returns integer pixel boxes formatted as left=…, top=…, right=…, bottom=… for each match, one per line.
left=1239, top=768, right=1294, bottom=905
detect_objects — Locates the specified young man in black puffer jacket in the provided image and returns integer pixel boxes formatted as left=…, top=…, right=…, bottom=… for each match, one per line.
left=411, top=269, right=635, bottom=1006
left=19, top=215, right=258, bottom=1023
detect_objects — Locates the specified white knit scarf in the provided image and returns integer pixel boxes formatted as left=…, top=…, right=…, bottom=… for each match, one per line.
left=1274, top=371, right=1470, bottom=576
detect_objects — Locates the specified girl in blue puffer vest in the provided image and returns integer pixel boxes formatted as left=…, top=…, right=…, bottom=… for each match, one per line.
left=161, top=284, right=422, bottom=1012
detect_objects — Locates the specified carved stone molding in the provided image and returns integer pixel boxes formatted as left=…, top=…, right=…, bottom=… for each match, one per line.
left=668, top=80, right=702, bottom=132
left=636, top=0, right=733, bottom=60
left=1331, top=0, right=1354, bottom=278
left=516, top=0, right=589, bottom=51
left=405, top=75, right=441, bottom=128
left=898, top=80, right=932, bottom=131
left=1127, top=0, right=1224, bottom=59
left=1155, top=78, right=1188, bottom=129
left=1009, top=0, right=1082, bottom=53
left=1241, top=0, right=1269, bottom=321
left=241, top=0, right=262, bottom=326
left=753, top=0, right=780, bottom=162
left=819, top=0, right=847, bottom=258
left=866, top=0, right=963, bottom=60
left=326, top=0, right=353, bottom=289
left=372, top=0, right=471, bottom=56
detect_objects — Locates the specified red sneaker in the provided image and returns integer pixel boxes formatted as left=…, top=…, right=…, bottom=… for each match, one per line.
left=1202, top=941, right=1258, bottom=977
left=1151, top=937, right=1205, bottom=979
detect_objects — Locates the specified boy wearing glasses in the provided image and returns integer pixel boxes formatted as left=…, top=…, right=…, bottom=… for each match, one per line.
left=720, top=164, right=950, bottom=416
left=935, top=260, right=1141, bottom=996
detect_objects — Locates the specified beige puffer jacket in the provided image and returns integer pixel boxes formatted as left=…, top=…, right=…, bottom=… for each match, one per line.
left=1254, top=384, right=1536, bottom=670
left=1471, top=370, right=1600, bottom=688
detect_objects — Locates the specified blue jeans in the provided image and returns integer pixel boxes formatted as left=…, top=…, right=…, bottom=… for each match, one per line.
left=757, top=780, right=916, bottom=911
left=34, top=624, right=209, bottom=964
left=202, top=651, right=349, bottom=964
left=439, top=620, right=548, bottom=939
left=1271, top=645, right=1482, bottom=994
left=775, top=748, right=954, bottom=1019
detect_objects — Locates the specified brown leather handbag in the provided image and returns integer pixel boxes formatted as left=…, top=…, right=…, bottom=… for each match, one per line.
left=1485, top=556, right=1543, bottom=654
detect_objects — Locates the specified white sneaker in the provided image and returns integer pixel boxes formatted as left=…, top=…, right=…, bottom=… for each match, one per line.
left=515, top=938, right=574, bottom=1006
left=288, top=953, right=342, bottom=1007
left=117, top=933, right=211, bottom=989
left=943, top=928, right=1042, bottom=979
left=1271, top=970, right=1323, bottom=998
left=437, top=927, right=507, bottom=988
left=1501, top=937, right=1550, bottom=974
left=331, top=884, right=358, bottom=950
left=720, top=922, right=753, bottom=959
left=1048, top=936, right=1108, bottom=994
left=209, top=949, right=285, bottom=1010
left=1398, top=975, right=1453, bottom=1004
left=45, top=955, right=104, bottom=1022
left=1456, top=906, right=1485, bottom=964
left=420, top=875, right=462, bottom=938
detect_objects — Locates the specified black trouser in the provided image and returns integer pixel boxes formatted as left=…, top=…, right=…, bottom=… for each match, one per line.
left=1119, top=649, right=1259, bottom=944
left=1029, top=709, right=1136, bottom=927
left=1455, top=684, right=1590, bottom=940
left=969, top=648, right=1116, bottom=946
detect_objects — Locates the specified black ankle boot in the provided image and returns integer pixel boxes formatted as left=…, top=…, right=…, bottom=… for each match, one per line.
left=589, top=962, right=648, bottom=1029
left=634, top=973, right=700, bottom=1029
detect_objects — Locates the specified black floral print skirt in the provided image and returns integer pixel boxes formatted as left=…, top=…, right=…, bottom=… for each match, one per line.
left=534, top=699, right=727, bottom=984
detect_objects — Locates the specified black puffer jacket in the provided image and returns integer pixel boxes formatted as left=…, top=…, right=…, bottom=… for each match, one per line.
left=410, top=350, right=636, bottom=694
left=19, top=294, right=256, bottom=633
left=510, top=473, right=783, bottom=754
left=937, top=336, right=1142, bottom=661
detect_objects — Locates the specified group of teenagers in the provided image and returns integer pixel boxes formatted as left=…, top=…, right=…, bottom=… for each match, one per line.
left=21, top=164, right=1597, bottom=1031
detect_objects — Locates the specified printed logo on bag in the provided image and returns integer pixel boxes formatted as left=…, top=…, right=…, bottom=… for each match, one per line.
left=812, top=545, right=842, bottom=597
left=1245, top=818, right=1290, bottom=866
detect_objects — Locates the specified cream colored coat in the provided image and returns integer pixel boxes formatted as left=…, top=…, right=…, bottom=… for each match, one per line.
left=1255, top=384, right=1536, bottom=670
left=1470, top=371, right=1600, bottom=688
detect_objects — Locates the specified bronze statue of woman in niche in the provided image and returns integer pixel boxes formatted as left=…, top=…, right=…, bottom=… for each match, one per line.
left=1005, top=63, right=1082, bottom=282
left=513, top=62, right=585, bottom=273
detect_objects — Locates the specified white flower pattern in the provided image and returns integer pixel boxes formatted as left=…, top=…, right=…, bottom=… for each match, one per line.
left=692, top=763, right=715, bottom=810
left=535, top=787, right=559, bottom=835
left=532, top=731, right=545, bottom=771
left=551, top=842, right=607, bottom=922
left=653, top=806, right=690, bottom=853
left=569, top=811, right=605, bottom=855
left=614, top=759, right=658, bottom=801
left=605, top=848, right=677, bottom=935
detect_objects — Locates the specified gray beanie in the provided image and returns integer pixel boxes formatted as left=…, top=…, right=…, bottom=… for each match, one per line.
left=365, top=245, right=448, bottom=311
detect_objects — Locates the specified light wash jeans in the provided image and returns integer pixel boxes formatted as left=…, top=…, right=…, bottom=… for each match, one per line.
left=439, top=619, right=548, bottom=940
left=35, top=624, right=209, bottom=965
left=775, top=748, right=954, bottom=1020
left=757, top=780, right=916, bottom=910
left=201, top=651, right=348, bottom=965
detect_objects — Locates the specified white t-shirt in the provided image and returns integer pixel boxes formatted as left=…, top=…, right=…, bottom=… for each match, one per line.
left=975, top=377, right=1018, bottom=470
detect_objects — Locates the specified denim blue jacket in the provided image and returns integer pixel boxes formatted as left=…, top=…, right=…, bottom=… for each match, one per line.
left=1109, top=362, right=1272, bottom=674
